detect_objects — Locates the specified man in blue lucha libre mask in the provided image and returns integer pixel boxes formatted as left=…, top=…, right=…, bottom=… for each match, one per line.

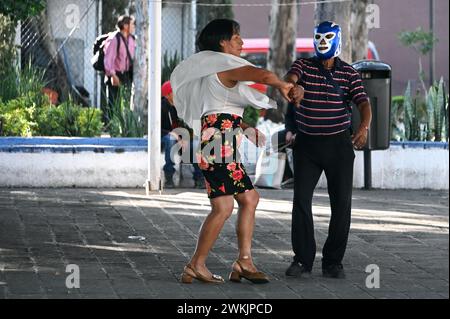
left=313, top=21, right=342, bottom=60
left=283, top=21, right=373, bottom=279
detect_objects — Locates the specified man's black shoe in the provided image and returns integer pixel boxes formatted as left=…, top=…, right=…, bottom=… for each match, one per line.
left=322, top=264, right=345, bottom=279
left=285, top=262, right=311, bottom=278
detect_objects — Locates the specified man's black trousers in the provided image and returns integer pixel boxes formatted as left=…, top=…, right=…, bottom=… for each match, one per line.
left=291, top=130, right=355, bottom=270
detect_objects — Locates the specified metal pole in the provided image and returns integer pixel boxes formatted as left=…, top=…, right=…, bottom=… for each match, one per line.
left=363, top=149, right=372, bottom=190
left=146, top=0, right=162, bottom=194
left=429, top=0, right=435, bottom=87
left=14, top=21, right=21, bottom=70
left=191, top=0, right=197, bottom=55
left=96, top=0, right=102, bottom=109
left=181, top=4, right=185, bottom=57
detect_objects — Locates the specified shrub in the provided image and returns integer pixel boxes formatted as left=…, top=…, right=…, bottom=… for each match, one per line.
left=34, top=104, right=66, bottom=136
left=35, top=99, right=103, bottom=137
left=394, top=80, right=449, bottom=142
left=77, top=107, right=104, bottom=137
left=16, top=61, right=48, bottom=104
left=425, top=78, right=448, bottom=141
left=0, top=97, right=37, bottom=136
left=0, top=59, right=48, bottom=106
left=107, top=87, right=144, bottom=137
left=0, top=94, right=103, bottom=137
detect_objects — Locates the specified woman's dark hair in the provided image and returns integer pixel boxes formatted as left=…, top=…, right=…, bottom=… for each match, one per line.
left=197, top=19, right=240, bottom=52
left=117, top=15, right=134, bottom=30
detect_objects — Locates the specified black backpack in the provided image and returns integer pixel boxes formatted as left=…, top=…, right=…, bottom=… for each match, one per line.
left=92, top=32, right=119, bottom=72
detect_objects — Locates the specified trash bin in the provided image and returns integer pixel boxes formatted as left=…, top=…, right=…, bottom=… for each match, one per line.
left=351, top=60, right=392, bottom=150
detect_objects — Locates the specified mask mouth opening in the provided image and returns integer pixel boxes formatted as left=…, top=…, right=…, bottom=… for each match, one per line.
left=318, top=46, right=329, bottom=51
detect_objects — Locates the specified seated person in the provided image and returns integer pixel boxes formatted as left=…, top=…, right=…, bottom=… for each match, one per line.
left=161, top=81, right=204, bottom=188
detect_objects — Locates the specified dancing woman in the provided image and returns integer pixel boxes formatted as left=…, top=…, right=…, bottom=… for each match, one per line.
left=171, top=19, right=302, bottom=284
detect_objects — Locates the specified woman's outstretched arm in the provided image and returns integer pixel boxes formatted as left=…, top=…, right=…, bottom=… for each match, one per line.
left=218, top=66, right=294, bottom=103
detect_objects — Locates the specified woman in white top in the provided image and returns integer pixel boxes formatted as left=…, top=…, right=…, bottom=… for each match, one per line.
left=172, top=19, right=303, bottom=284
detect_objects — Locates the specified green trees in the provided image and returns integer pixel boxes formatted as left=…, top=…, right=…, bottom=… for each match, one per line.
left=196, top=0, right=234, bottom=32
left=266, top=0, right=298, bottom=123
left=102, top=0, right=134, bottom=33
left=398, top=27, right=438, bottom=95
left=0, top=14, right=19, bottom=100
left=394, top=27, right=446, bottom=142
left=0, top=0, right=46, bottom=21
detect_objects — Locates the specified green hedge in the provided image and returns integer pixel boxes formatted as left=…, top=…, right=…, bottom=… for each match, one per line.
left=36, top=100, right=103, bottom=137
left=0, top=61, right=104, bottom=137
left=0, top=96, right=36, bottom=136
left=0, top=95, right=103, bottom=137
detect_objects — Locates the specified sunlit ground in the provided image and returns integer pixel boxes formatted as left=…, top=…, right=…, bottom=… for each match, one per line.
left=0, top=188, right=448, bottom=298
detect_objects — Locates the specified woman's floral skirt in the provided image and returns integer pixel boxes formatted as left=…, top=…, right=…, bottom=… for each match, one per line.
left=197, top=113, right=254, bottom=199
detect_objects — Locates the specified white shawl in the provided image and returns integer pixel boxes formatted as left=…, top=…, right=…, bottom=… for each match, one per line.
left=170, top=51, right=277, bottom=136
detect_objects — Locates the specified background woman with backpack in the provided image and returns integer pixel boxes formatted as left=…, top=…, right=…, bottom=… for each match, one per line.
left=100, top=15, right=136, bottom=125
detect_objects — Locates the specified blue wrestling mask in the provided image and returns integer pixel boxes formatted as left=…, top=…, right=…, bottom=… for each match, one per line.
left=313, top=21, right=342, bottom=60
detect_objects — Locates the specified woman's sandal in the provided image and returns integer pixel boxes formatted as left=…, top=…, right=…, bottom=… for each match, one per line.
left=181, top=264, right=225, bottom=284
left=229, top=259, right=270, bottom=284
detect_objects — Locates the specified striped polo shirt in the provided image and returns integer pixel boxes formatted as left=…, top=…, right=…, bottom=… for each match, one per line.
left=286, top=57, right=369, bottom=136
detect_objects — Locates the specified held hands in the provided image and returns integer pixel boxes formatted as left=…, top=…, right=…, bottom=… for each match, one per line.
left=277, top=82, right=304, bottom=107
left=278, top=82, right=295, bottom=103
left=351, top=125, right=369, bottom=149
left=288, top=84, right=304, bottom=107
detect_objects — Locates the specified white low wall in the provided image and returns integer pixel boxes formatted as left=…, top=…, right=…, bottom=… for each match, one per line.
left=318, top=145, right=449, bottom=189
left=0, top=152, right=148, bottom=188
left=0, top=139, right=448, bottom=189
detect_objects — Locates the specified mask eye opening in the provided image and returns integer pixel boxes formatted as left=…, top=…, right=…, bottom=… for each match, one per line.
left=325, top=33, right=335, bottom=39
left=315, top=34, right=321, bottom=40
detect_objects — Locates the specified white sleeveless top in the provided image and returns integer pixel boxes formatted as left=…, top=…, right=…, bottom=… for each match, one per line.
left=171, top=51, right=277, bottom=136
left=201, top=73, right=249, bottom=117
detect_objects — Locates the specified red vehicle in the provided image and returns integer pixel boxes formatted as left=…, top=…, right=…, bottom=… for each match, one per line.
left=241, top=38, right=379, bottom=68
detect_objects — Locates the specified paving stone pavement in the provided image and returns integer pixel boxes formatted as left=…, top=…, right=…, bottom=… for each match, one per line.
left=0, top=188, right=448, bottom=299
